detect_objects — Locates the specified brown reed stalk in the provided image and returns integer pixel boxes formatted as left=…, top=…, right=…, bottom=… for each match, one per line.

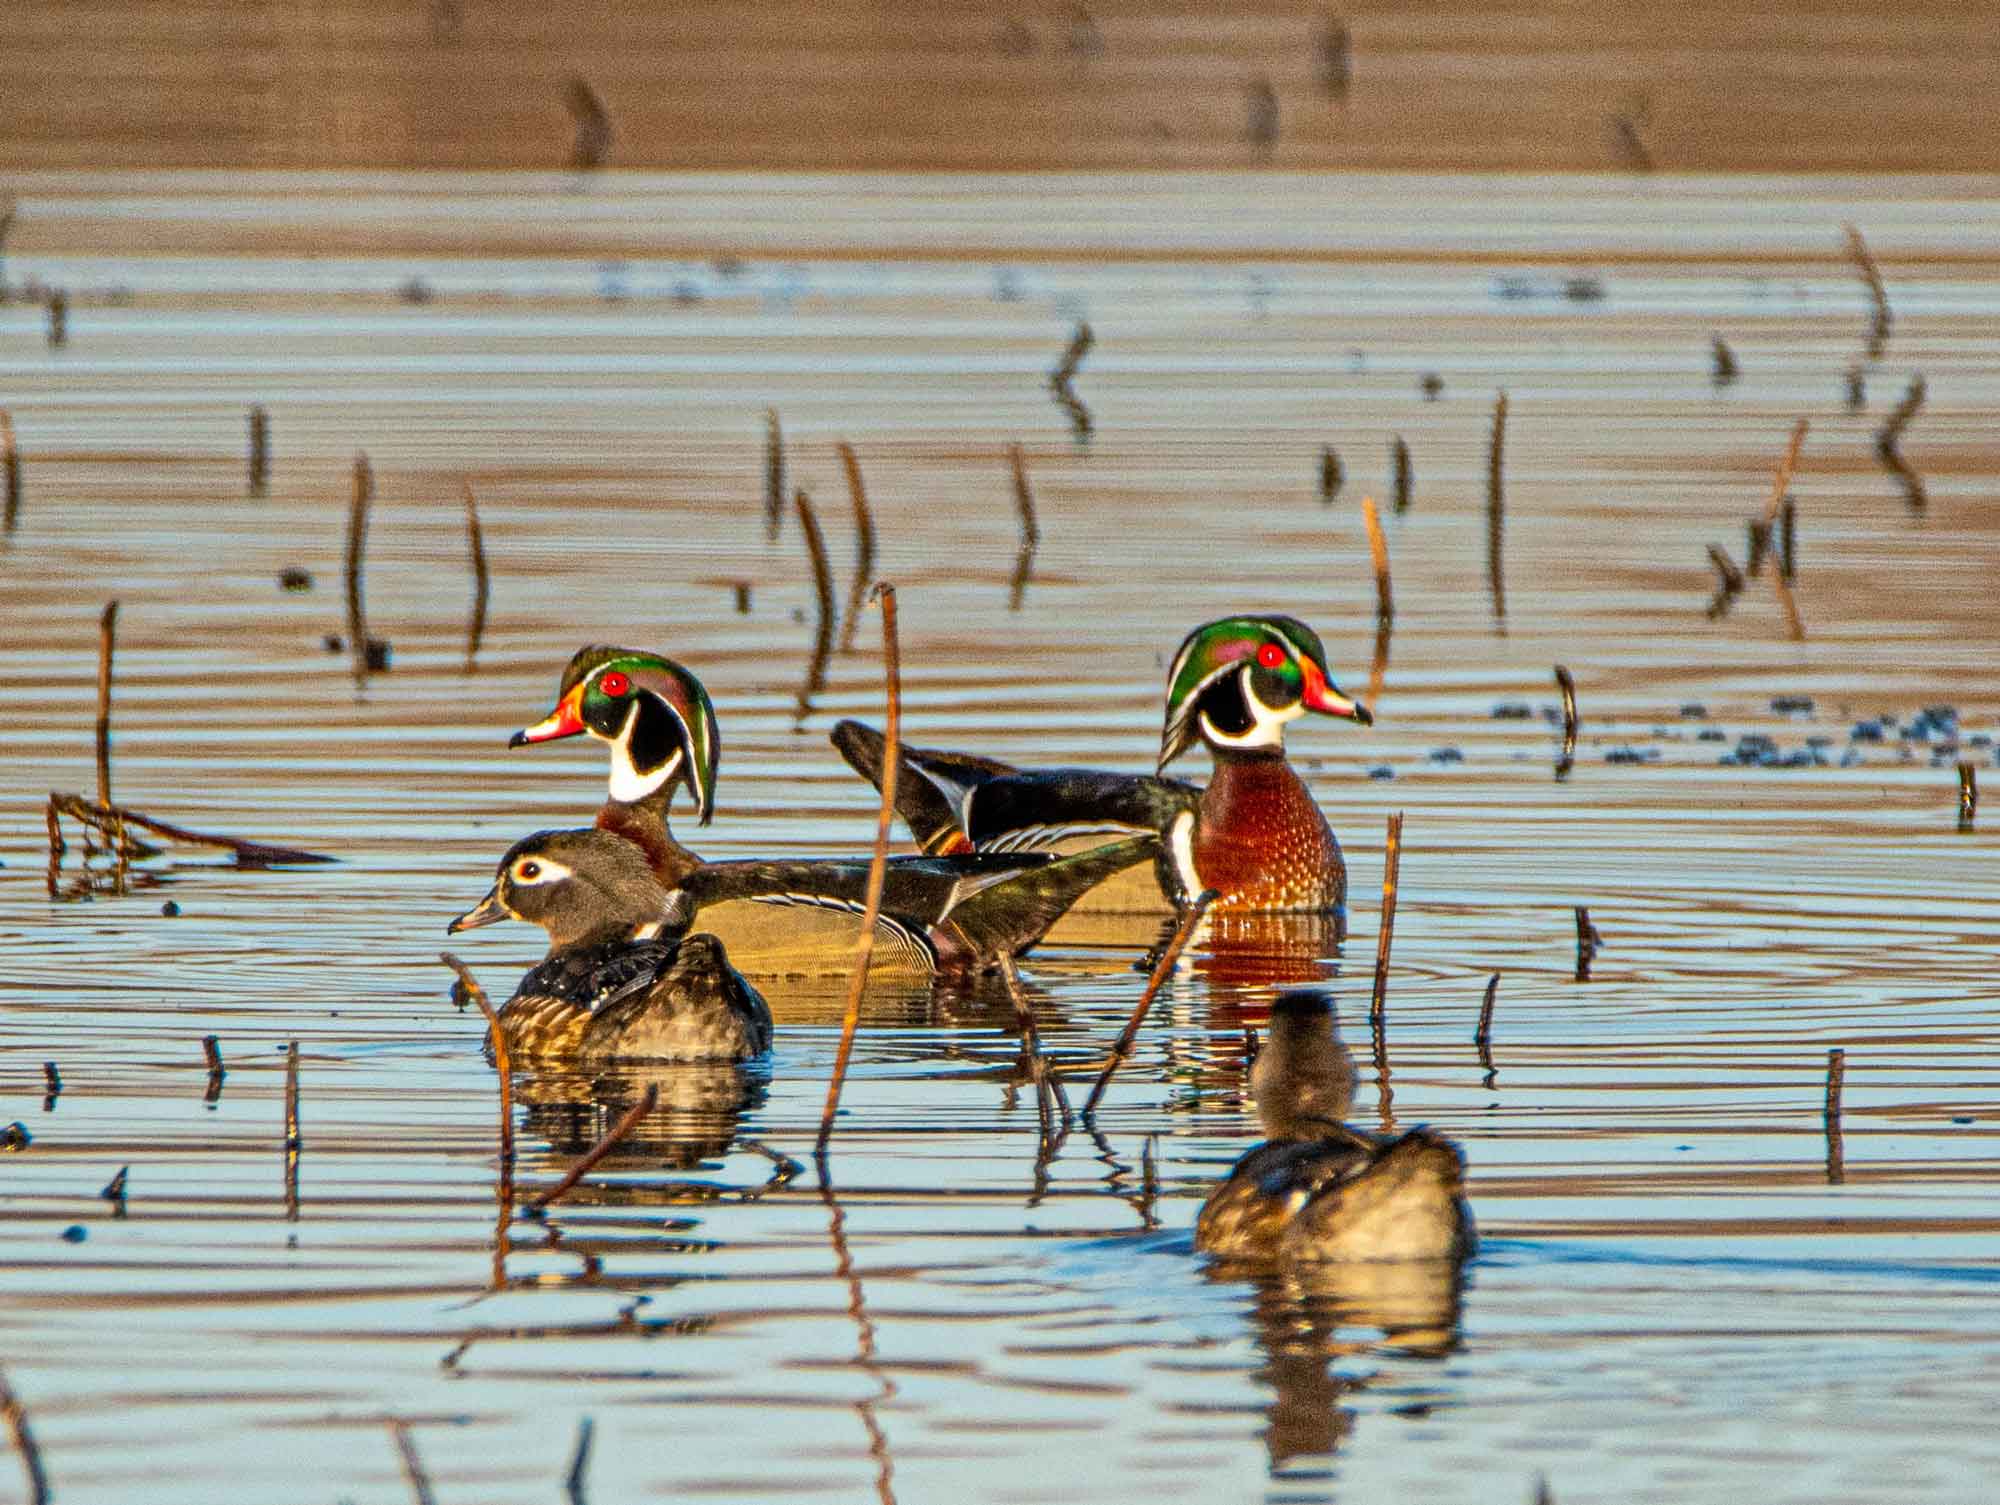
left=1554, top=665, right=1577, bottom=781
left=44, top=792, right=330, bottom=867
left=283, top=1041, right=301, bottom=1219
left=1083, top=889, right=1218, bottom=1119
left=1844, top=224, right=1892, bottom=362
left=41, top=1063, right=59, bottom=1099
left=1368, top=814, right=1404, bottom=1027
left=1355, top=493, right=1392, bottom=628
left=389, top=1419, right=436, bottom=1505
left=1, top=410, right=19, bottom=535
left=1844, top=365, right=1865, bottom=412
left=1474, top=973, right=1499, bottom=1048
left=793, top=489, right=835, bottom=726
left=837, top=441, right=876, bottom=651
left=818, top=584, right=902, bottom=1161
left=45, top=292, right=66, bottom=349
left=1573, top=907, right=1602, bottom=982
left=441, top=952, right=515, bottom=1177
left=1779, top=498, right=1797, bottom=582
left=248, top=406, right=269, bottom=496
left=1246, top=77, right=1279, bottom=153
left=1875, top=376, right=1927, bottom=510
left=1760, top=419, right=1808, bottom=531
left=42, top=798, right=62, bottom=900
left=94, top=601, right=117, bottom=810
left=1710, top=337, right=1738, bottom=386
left=202, top=1034, right=226, bottom=1103
left=1824, top=1048, right=1845, bottom=1185
left=1487, top=392, right=1508, bottom=624
left=1319, top=446, right=1343, bottom=504
left=763, top=409, right=785, bottom=542
left=1050, top=322, right=1092, bottom=387
left=1318, top=16, right=1352, bottom=97
left=998, top=954, right=1071, bottom=1131
left=460, top=481, right=489, bottom=671
left=0, top=1366, right=51, bottom=1505
left=345, top=454, right=373, bottom=685
left=565, top=78, right=613, bottom=169
left=565, top=1418, right=595, bottom=1505
left=1009, top=443, right=1040, bottom=610
left=1959, top=762, right=1977, bottom=832
left=1391, top=437, right=1411, bottom=513
left=530, top=1082, right=660, bottom=1210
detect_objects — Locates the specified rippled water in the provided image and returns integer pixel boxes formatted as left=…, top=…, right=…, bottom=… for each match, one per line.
left=4, top=172, right=2000, bottom=1503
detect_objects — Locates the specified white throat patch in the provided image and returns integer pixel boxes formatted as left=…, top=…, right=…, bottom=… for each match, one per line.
left=608, top=707, right=685, bottom=805
left=1197, top=668, right=1302, bottom=753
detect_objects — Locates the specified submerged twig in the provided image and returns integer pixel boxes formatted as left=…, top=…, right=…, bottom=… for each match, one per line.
left=1824, top=1047, right=1846, bottom=1185
left=1487, top=391, right=1507, bottom=625
left=1574, top=907, right=1603, bottom=982
left=837, top=441, right=876, bottom=651
left=530, top=1082, right=660, bottom=1211
left=441, top=953, right=515, bottom=1178
left=1368, top=814, right=1404, bottom=1028
left=1083, top=889, right=1218, bottom=1119
left=0, top=1366, right=51, bottom=1505
left=1844, top=224, right=1892, bottom=363
left=818, top=584, right=901, bottom=1162
left=248, top=405, right=269, bottom=496
left=1360, top=494, right=1391, bottom=627
left=461, top=481, right=489, bottom=672
left=1875, top=375, right=1927, bottom=511
left=345, top=454, right=373, bottom=686
left=793, top=489, right=835, bottom=727
left=2, top=410, right=20, bottom=536
left=1391, top=437, right=1411, bottom=514
left=1008, top=442, right=1039, bottom=610
left=389, top=1419, right=436, bottom=1505
left=763, top=409, right=785, bottom=542
left=1554, top=665, right=1577, bottom=781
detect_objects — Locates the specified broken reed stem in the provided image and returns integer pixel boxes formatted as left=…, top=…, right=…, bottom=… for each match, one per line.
left=1761, top=419, right=1809, bottom=529
left=0, top=1366, right=51, bottom=1505
left=44, top=791, right=332, bottom=867
left=94, top=600, right=117, bottom=811
left=763, top=409, right=785, bottom=542
left=1359, top=494, right=1392, bottom=627
left=1958, top=762, right=1977, bottom=830
left=1368, top=814, right=1404, bottom=1028
left=42, top=798, right=62, bottom=900
left=1824, top=1047, right=1846, bottom=1184
left=1487, top=392, right=1507, bottom=624
left=530, top=1082, right=660, bottom=1210
left=345, top=453, right=373, bottom=686
left=1319, top=446, right=1343, bottom=504
left=1554, top=665, right=1577, bottom=781
left=202, top=1034, right=225, bottom=1080
left=41, top=1062, right=59, bottom=1097
left=283, top=1041, right=301, bottom=1218
left=45, top=293, right=66, bottom=349
left=1474, top=973, right=1498, bottom=1047
left=793, top=489, right=835, bottom=724
left=441, top=953, right=515, bottom=1177
left=247, top=405, right=269, bottom=495
left=390, top=1419, right=437, bottom=1505
left=1875, top=376, right=1928, bottom=511
left=1710, top=336, right=1738, bottom=385
left=1574, top=907, right=1602, bottom=982
left=565, top=1418, right=595, bottom=1505
left=817, top=583, right=901, bottom=1161
left=1, top=410, right=19, bottom=535
left=461, top=481, right=488, bottom=672
left=1050, top=322, right=1092, bottom=387
left=837, top=441, right=876, bottom=652
left=565, top=77, right=613, bottom=169
left=1083, top=889, right=1219, bottom=1119
left=1844, top=224, right=1892, bottom=363
left=1391, top=437, right=1411, bottom=513
left=1008, top=442, right=1039, bottom=611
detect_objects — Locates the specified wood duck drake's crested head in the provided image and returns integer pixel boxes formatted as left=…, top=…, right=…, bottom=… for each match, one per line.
left=511, top=646, right=721, bottom=821
left=1160, top=614, right=1371, bottom=771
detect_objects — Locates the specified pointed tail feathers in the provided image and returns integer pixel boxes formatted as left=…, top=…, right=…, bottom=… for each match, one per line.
left=941, top=834, right=1159, bottom=965
left=829, top=719, right=1018, bottom=855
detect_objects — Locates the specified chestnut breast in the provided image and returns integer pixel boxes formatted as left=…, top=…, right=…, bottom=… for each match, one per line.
left=1193, top=754, right=1345, bottom=913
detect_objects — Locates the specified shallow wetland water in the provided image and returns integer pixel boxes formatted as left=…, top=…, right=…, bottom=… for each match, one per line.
left=4, top=172, right=2000, bottom=1501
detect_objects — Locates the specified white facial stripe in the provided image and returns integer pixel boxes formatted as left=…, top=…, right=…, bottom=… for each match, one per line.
left=607, top=702, right=684, bottom=803
left=512, top=856, right=574, bottom=886
left=1198, top=668, right=1303, bottom=751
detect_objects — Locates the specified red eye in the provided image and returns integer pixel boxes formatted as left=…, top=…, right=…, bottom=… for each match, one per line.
left=599, top=672, right=631, bottom=697
left=1256, top=643, right=1285, bottom=669
left=517, top=861, right=542, bottom=880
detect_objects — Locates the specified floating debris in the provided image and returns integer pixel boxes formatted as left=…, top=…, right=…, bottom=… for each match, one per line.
left=1874, top=375, right=1927, bottom=510
left=279, top=566, right=313, bottom=592
left=1419, top=372, right=1443, bottom=401
left=1319, top=446, right=1343, bottom=504
left=1710, top=336, right=1739, bottom=387
left=1771, top=695, right=1814, bottom=714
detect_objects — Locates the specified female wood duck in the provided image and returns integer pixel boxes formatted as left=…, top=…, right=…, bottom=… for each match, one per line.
left=830, top=614, right=1372, bottom=916
left=1195, top=991, right=1474, bottom=1264
left=509, top=646, right=1158, bottom=976
left=449, top=827, right=774, bottom=1064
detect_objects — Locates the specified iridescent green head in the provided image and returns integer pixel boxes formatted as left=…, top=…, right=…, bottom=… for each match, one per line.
left=1159, top=615, right=1371, bottom=770
left=511, top=646, right=721, bottom=822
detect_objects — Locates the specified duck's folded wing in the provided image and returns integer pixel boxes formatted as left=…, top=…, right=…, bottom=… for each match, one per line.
left=830, top=719, right=1021, bottom=855
left=957, top=770, right=1199, bottom=852
left=936, top=833, right=1160, bottom=964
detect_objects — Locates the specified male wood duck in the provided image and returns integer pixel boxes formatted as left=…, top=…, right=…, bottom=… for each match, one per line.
left=830, top=615, right=1372, bottom=916
left=1195, top=991, right=1474, bottom=1263
left=449, top=827, right=774, bottom=1064
left=509, top=646, right=1159, bottom=976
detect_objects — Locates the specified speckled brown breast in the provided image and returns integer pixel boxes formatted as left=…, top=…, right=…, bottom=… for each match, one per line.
left=497, top=992, right=592, bottom=1061
left=1193, top=753, right=1345, bottom=913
